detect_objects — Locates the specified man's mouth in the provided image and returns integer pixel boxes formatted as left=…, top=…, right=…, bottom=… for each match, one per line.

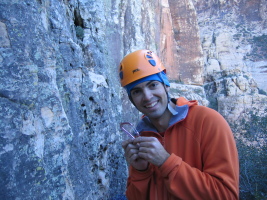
left=145, top=101, right=158, bottom=108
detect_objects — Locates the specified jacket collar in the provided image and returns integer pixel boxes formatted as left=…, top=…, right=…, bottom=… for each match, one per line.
left=136, top=97, right=198, bottom=133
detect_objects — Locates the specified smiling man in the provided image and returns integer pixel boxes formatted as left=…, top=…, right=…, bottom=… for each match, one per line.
left=119, top=50, right=239, bottom=200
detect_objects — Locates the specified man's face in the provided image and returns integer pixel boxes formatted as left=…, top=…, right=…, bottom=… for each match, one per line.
left=130, top=81, right=169, bottom=120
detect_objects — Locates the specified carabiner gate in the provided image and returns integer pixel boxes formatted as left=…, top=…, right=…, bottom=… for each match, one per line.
left=120, top=122, right=139, bottom=139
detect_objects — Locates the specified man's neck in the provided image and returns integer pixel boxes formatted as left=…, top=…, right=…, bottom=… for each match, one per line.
left=150, top=102, right=175, bottom=133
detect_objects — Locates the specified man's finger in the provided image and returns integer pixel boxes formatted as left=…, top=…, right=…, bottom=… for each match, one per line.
left=133, top=136, right=155, bottom=144
left=122, top=139, right=133, bottom=149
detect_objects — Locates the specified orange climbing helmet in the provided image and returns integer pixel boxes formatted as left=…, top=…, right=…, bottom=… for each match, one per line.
left=119, top=49, right=167, bottom=87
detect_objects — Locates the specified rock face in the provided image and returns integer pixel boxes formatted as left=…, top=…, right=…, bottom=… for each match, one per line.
left=158, top=0, right=204, bottom=85
left=0, top=1, right=131, bottom=199
left=0, top=0, right=266, bottom=199
left=194, top=0, right=267, bottom=133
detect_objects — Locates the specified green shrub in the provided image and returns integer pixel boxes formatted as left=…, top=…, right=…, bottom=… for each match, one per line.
left=231, top=110, right=267, bottom=199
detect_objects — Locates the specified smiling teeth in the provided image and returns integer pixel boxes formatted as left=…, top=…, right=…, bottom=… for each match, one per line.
left=146, top=102, right=157, bottom=108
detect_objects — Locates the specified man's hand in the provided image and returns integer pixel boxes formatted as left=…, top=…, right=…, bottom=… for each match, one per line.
left=122, top=139, right=148, bottom=171
left=133, top=137, right=170, bottom=167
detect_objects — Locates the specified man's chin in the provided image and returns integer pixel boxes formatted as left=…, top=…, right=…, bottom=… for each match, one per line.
left=145, top=112, right=162, bottom=120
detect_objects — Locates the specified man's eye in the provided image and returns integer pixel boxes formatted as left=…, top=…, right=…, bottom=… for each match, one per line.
left=150, top=82, right=158, bottom=88
left=131, top=90, right=140, bottom=96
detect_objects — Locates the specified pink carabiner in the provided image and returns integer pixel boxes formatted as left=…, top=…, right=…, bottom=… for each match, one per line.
left=120, top=122, right=139, bottom=139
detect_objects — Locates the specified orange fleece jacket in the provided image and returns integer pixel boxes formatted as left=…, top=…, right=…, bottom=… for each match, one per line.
left=126, top=97, right=239, bottom=200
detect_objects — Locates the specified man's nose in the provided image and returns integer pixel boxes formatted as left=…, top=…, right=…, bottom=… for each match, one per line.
left=143, top=88, right=153, bottom=101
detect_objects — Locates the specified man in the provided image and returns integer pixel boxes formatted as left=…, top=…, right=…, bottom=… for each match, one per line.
left=119, top=49, right=239, bottom=200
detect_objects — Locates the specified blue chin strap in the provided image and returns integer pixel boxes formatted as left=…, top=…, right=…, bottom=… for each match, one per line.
left=124, top=71, right=170, bottom=96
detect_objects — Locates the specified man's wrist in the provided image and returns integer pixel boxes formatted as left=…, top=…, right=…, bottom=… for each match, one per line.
left=136, top=163, right=149, bottom=171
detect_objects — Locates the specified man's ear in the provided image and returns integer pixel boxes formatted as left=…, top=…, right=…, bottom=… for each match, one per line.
left=129, top=95, right=137, bottom=108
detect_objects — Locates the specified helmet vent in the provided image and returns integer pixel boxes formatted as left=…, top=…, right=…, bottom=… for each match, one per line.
left=119, top=71, right=123, bottom=80
left=145, top=52, right=156, bottom=66
left=148, top=60, right=156, bottom=66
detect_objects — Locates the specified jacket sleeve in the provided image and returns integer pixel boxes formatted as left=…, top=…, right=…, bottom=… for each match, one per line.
left=160, top=106, right=239, bottom=200
left=126, top=165, right=153, bottom=200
